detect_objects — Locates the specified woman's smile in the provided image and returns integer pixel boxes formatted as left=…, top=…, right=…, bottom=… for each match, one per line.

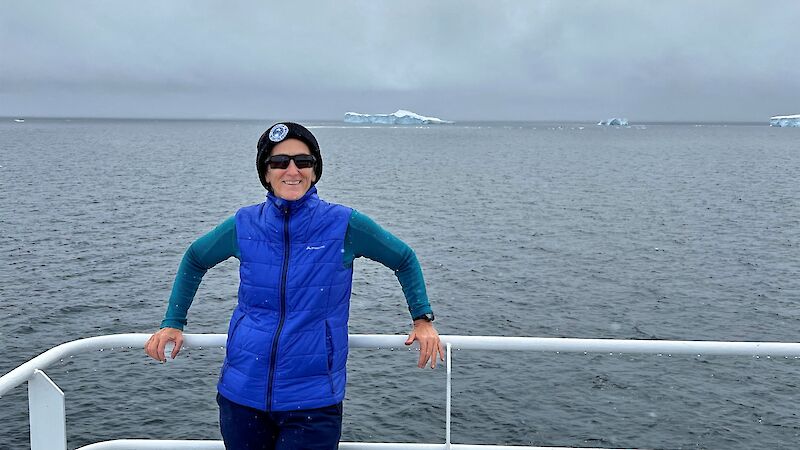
left=266, top=139, right=317, bottom=200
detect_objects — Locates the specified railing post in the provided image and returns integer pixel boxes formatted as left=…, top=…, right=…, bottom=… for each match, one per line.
left=445, top=343, right=452, bottom=450
left=28, top=369, right=66, bottom=450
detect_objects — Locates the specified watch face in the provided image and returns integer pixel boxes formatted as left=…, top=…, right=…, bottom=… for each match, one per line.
left=415, top=313, right=434, bottom=322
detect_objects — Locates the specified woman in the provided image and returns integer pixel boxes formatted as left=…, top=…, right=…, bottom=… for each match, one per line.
left=145, top=122, right=443, bottom=450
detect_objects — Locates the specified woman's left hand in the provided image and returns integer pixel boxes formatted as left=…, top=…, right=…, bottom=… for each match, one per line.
left=405, top=320, right=445, bottom=369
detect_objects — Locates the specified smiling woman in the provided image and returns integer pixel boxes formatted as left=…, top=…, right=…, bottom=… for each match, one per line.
left=143, top=121, right=443, bottom=450
left=256, top=122, right=324, bottom=198
left=264, top=139, right=317, bottom=200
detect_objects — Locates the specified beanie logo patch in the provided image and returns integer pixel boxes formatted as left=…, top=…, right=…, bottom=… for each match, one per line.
left=268, top=124, right=289, bottom=143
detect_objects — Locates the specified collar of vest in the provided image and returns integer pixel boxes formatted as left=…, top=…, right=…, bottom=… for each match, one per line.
left=266, top=185, right=319, bottom=214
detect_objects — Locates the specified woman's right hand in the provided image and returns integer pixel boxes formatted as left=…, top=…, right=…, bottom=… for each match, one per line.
left=144, top=327, right=184, bottom=362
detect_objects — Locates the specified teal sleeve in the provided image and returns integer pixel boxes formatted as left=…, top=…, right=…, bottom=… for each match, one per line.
left=343, top=210, right=433, bottom=319
left=160, top=215, right=240, bottom=330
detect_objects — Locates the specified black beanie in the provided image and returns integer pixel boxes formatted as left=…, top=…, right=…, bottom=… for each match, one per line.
left=256, top=122, right=323, bottom=192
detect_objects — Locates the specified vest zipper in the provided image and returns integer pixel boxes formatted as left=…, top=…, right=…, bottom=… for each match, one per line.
left=267, top=206, right=291, bottom=410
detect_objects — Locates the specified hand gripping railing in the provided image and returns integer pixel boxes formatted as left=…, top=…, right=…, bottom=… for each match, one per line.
left=3, top=334, right=800, bottom=450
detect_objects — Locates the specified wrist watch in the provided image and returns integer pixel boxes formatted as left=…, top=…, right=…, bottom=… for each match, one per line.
left=413, top=312, right=435, bottom=322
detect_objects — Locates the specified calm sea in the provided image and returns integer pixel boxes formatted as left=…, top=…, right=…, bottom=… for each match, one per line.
left=1, top=119, right=799, bottom=449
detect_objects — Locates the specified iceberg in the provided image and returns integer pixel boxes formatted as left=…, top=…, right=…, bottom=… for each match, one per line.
left=770, top=114, right=800, bottom=127
left=597, top=118, right=629, bottom=126
left=344, top=110, right=453, bottom=125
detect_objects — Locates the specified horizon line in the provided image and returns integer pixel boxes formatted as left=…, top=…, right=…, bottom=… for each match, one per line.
left=0, top=115, right=771, bottom=126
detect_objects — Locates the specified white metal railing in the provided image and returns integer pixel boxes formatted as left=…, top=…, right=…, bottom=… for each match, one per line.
left=3, top=334, right=800, bottom=450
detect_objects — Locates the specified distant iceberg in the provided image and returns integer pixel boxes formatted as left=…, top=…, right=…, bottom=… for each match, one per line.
left=344, top=109, right=453, bottom=125
left=597, top=118, right=629, bottom=126
left=770, top=114, right=800, bottom=127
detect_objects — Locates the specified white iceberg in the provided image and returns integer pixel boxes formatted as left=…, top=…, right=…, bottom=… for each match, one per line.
left=770, top=114, right=800, bottom=127
left=344, top=109, right=453, bottom=125
left=597, top=118, right=629, bottom=126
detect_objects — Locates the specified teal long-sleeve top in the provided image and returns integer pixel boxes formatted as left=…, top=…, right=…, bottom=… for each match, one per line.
left=161, top=210, right=432, bottom=330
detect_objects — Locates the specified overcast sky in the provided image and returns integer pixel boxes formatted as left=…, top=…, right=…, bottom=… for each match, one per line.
left=2, top=1, right=798, bottom=122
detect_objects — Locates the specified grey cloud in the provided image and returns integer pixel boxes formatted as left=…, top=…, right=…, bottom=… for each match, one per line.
left=1, top=1, right=798, bottom=121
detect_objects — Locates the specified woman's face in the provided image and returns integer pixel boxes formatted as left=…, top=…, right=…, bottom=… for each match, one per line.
left=265, top=139, right=317, bottom=201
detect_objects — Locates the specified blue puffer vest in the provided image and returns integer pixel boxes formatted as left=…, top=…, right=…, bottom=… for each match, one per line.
left=217, top=187, right=353, bottom=411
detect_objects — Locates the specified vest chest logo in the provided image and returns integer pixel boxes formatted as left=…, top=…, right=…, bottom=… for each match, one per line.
left=306, top=245, right=326, bottom=251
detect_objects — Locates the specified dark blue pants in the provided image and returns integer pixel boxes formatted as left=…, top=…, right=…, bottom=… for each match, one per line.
left=217, top=393, right=342, bottom=450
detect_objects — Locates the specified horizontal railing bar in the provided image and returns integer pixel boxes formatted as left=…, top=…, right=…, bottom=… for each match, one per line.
left=427, top=335, right=800, bottom=356
left=74, top=439, right=631, bottom=450
left=1, top=334, right=151, bottom=396
left=4, top=333, right=800, bottom=396
left=353, top=335, right=800, bottom=356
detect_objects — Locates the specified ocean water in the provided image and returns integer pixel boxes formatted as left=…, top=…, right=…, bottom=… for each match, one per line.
left=1, top=119, right=799, bottom=449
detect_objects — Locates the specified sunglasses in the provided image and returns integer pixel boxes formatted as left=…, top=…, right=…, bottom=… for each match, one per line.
left=265, top=154, right=317, bottom=170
